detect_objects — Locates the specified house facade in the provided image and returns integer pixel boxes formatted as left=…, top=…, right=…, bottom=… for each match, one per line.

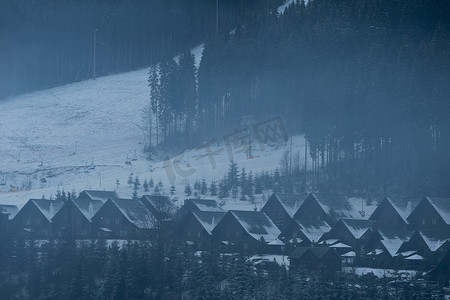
left=12, top=199, right=64, bottom=239
left=261, top=193, right=305, bottom=231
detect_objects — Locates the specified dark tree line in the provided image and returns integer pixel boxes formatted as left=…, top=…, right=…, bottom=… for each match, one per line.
left=0, top=234, right=444, bottom=299
left=0, top=0, right=283, bottom=100
left=151, top=0, right=450, bottom=196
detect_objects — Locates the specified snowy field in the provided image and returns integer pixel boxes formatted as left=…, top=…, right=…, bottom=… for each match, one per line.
left=0, top=44, right=311, bottom=209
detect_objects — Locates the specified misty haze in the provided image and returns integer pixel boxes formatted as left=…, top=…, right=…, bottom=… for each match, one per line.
left=1, top=0, right=450, bottom=299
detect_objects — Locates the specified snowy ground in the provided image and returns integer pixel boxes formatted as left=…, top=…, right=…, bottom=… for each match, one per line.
left=0, top=43, right=311, bottom=209
left=343, top=267, right=423, bottom=279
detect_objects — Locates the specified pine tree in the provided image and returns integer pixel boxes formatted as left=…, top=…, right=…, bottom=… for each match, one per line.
left=218, top=179, right=229, bottom=199
left=227, top=160, right=239, bottom=190
left=193, top=180, right=201, bottom=192
left=133, top=176, right=141, bottom=190
left=143, top=179, right=149, bottom=192
left=170, top=184, right=176, bottom=195
left=127, top=174, right=133, bottom=188
left=184, top=183, right=192, bottom=196
left=149, top=177, right=154, bottom=188
left=209, top=180, right=218, bottom=196
left=200, top=178, right=208, bottom=195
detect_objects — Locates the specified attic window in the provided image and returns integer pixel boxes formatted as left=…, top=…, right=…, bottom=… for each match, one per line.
left=432, top=218, right=437, bottom=225
left=421, top=218, right=426, bottom=225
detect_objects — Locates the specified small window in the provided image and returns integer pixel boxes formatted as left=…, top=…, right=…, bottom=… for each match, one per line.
left=119, top=230, right=127, bottom=236
left=235, top=231, right=240, bottom=238
left=26, top=219, right=31, bottom=225
left=105, top=218, right=110, bottom=225
left=421, top=218, right=426, bottom=225
left=316, top=215, right=321, bottom=221
left=197, top=231, right=201, bottom=238
left=116, top=218, right=121, bottom=225
left=35, top=218, right=41, bottom=225
left=432, top=218, right=437, bottom=225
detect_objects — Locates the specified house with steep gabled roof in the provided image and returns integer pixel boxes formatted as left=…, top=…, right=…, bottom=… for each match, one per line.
left=261, top=193, right=306, bottom=230
left=211, top=210, right=282, bottom=254
left=0, top=204, right=18, bottom=231
left=0, top=204, right=19, bottom=220
left=12, top=199, right=64, bottom=238
left=321, top=219, right=373, bottom=252
left=407, top=197, right=450, bottom=230
left=364, top=228, right=414, bottom=266
left=140, top=195, right=176, bottom=221
left=77, top=190, right=119, bottom=202
left=279, top=219, right=331, bottom=249
left=369, top=196, right=420, bottom=229
left=398, top=229, right=450, bottom=265
left=181, top=198, right=224, bottom=214
left=176, top=211, right=226, bottom=249
left=51, top=196, right=105, bottom=238
left=293, top=193, right=359, bottom=225
left=91, top=198, right=156, bottom=239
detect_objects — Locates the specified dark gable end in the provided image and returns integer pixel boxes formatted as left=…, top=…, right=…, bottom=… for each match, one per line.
left=262, top=193, right=306, bottom=230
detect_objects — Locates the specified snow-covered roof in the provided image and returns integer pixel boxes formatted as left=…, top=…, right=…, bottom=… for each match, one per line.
left=295, top=219, right=331, bottom=243
left=309, top=193, right=360, bottom=219
left=110, top=198, right=155, bottom=229
left=191, top=211, right=226, bottom=235
left=342, top=251, right=356, bottom=257
left=385, top=196, right=421, bottom=223
left=229, top=210, right=281, bottom=243
left=72, top=198, right=104, bottom=221
left=405, top=254, right=424, bottom=260
left=425, top=197, right=450, bottom=224
left=378, top=228, right=413, bottom=257
left=341, top=219, right=372, bottom=239
left=0, top=204, right=19, bottom=220
left=330, top=242, right=352, bottom=248
left=185, top=199, right=223, bottom=212
left=418, top=230, right=450, bottom=252
left=270, top=193, right=306, bottom=217
left=30, top=199, right=64, bottom=222
left=79, top=190, right=118, bottom=202
left=319, top=239, right=339, bottom=246
left=141, top=195, right=175, bottom=219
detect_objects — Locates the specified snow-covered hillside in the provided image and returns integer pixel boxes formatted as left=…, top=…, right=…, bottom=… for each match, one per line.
left=0, top=44, right=310, bottom=209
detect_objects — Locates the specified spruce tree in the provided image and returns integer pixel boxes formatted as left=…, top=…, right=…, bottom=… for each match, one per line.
left=200, top=178, right=208, bottom=195
left=184, top=183, right=192, bottom=196
left=209, top=180, right=218, bottom=196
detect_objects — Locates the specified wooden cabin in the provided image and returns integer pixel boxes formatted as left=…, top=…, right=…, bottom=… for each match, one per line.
left=0, top=204, right=19, bottom=231
left=176, top=211, right=226, bottom=249
left=369, top=196, right=420, bottom=230
left=261, top=193, right=306, bottom=230
left=211, top=210, right=282, bottom=254
left=322, top=219, right=373, bottom=252
left=289, top=247, right=341, bottom=275
left=293, top=193, right=359, bottom=226
left=279, top=219, right=331, bottom=250
left=407, top=197, right=450, bottom=230
left=180, top=199, right=223, bottom=217
left=140, top=195, right=176, bottom=220
left=364, top=228, right=413, bottom=267
left=91, top=198, right=155, bottom=239
left=51, top=197, right=105, bottom=238
left=12, top=199, right=64, bottom=239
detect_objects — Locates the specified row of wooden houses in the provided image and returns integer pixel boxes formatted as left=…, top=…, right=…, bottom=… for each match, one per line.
left=0, top=191, right=176, bottom=240
left=1, top=191, right=450, bottom=275
left=176, top=193, right=450, bottom=272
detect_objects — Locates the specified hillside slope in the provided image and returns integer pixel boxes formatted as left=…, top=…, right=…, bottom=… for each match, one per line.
left=0, top=44, right=309, bottom=209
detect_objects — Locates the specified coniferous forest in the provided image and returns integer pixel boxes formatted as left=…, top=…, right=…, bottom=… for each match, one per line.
left=147, top=0, right=450, bottom=196
left=0, top=0, right=281, bottom=100
left=0, top=231, right=444, bottom=299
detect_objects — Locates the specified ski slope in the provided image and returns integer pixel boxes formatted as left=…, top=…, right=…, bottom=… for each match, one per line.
left=0, top=43, right=309, bottom=210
